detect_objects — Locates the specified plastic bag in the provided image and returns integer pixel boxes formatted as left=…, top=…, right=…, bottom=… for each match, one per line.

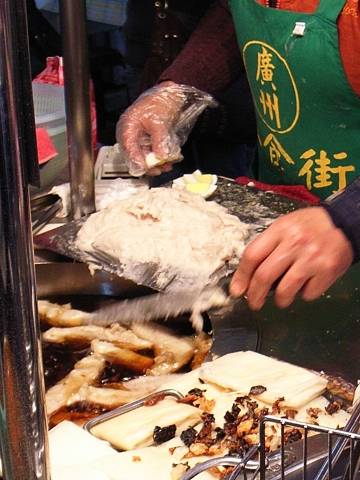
left=117, top=83, right=218, bottom=177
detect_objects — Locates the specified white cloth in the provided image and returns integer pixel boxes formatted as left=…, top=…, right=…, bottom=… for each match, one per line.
left=49, top=178, right=149, bottom=218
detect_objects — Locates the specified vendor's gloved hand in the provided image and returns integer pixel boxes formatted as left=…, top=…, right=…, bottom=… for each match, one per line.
left=229, top=206, right=354, bottom=310
left=116, top=81, right=217, bottom=177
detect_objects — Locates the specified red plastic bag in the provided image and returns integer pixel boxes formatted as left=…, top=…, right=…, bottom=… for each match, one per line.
left=33, top=56, right=98, bottom=149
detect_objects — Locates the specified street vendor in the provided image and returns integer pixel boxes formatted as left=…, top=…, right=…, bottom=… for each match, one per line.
left=116, top=0, right=360, bottom=310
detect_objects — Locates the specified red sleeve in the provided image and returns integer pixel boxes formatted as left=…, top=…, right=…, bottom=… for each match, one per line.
left=158, top=0, right=244, bottom=95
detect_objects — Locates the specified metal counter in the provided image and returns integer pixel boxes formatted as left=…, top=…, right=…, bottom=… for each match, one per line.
left=255, top=261, right=360, bottom=385
left=210, top=179, right=360, bottom=384
left=206, top=262, right=360, bottom=385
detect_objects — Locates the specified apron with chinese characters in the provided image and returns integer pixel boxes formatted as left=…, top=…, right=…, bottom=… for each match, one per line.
left=228, top=0, right=360, bottom=199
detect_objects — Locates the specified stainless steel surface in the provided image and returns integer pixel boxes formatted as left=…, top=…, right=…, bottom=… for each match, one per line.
left=207, top=296, right=260, bottom=358
left=0, top=0, right=50, bottom=477
left=35, top=262, right=259, bottom=356
left=35, top=262, right=153, bottom=299
left=34, top=241, right=360, bottom=385
left=254, top=260, right=360, bottom=386
left=80, top=276, right=235, bottom=330
left=59, top=0, right=95, bottom=219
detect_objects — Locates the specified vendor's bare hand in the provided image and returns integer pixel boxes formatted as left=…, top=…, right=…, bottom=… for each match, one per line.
left=229, top=206, right=354, bottom=310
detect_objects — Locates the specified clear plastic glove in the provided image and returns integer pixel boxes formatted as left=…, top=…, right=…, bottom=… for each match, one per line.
left=116, top=81, right=217, bottom=177
left=229, top=206, right=354, bottom=310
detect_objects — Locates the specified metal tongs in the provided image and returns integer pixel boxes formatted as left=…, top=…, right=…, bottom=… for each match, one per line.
left=178, top=444, right=261, bottom=480
left=84, top=388, right=262, bottom=479
left=83, top=388, right=185, bottom=436
left=31, top=193, right=62, bottom=235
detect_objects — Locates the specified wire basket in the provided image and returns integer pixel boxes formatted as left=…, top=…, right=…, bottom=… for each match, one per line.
left=32, top=83, right=65, bottom=131
left=255, top=414, right=360, bottom=480
left=179, top=401, right=360, bottom=480
left=31, top=83, right=68, bottom=194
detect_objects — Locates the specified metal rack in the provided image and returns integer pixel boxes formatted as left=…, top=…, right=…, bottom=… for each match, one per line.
left=82, top=383, right=360, bottom=480
left=256, top=409, right=360, bottom=480
left=179, top=400, right=360, bottom=480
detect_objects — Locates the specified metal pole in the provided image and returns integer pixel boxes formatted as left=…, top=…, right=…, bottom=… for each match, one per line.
left=59, top=0, right=96, bottom=220
left=0, top=0, right=50, bottom=478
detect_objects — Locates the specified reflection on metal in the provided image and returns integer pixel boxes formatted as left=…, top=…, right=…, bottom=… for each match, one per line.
left=207, top=296, right=259, bottom=359
left=255, top=260, right=360, bottom=386
left=59, top=0, right=95, bottom=220
left=0, top=0, right=50, bottom=478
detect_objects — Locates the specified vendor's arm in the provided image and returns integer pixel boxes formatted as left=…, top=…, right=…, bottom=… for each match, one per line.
left=320, top=177, right=360, bottom=264
left=158, top=0, right=244, bottom=95
left=229, top=197, right=358, bottom=310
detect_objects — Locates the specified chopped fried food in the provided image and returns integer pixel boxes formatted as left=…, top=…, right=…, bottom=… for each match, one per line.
left=46, top=353, right=105, bottom=416
left=39, top=299, right=212, bottom=425
left=43, top=323, right=153, bottom=350
left=38, top=300, right=90, bottom=327
left=91, top=339, right=154, bottom=374
left=153, top=424, right=177, bottom=444
left=131, top=323, right=196, bottom=375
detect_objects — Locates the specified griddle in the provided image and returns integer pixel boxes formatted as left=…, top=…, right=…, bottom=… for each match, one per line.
left=34, top=181, right=360, bottom=385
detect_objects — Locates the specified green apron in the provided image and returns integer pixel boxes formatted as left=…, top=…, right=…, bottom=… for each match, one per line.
left=228, top=0, right=360, bottom=199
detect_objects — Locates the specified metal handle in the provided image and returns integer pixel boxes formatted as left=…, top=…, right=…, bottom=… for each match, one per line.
left=59, top=0, right=95, bottom=220
left=0, top=0, right=50, bottom=477
left=314, top=399, right=360, bottom=480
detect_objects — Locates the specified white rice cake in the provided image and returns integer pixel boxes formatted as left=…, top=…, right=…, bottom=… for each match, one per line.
left=90, top=398, right=201, bottom=451
left=198, top=351, right=328, bottom=408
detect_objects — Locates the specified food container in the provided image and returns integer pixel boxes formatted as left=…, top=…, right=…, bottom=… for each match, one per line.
left=30, top=83, right=67, bottom=194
